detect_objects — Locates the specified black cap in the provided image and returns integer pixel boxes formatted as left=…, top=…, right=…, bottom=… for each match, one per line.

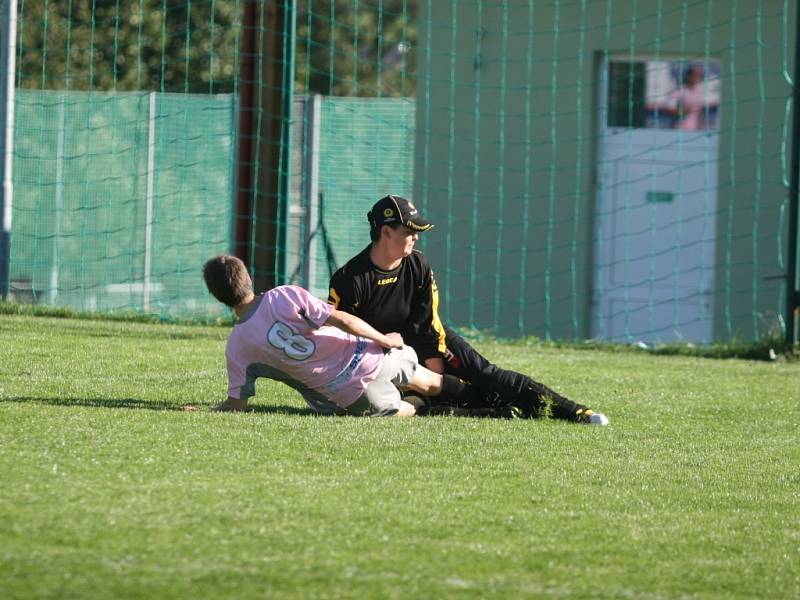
left=367, top=195, right=434, bottom=233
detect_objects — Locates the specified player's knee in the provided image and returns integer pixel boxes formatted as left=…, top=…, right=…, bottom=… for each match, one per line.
left=394, top=400, right=416, bottom=417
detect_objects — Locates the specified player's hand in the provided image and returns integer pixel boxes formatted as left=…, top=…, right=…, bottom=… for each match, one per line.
left=383, top=332, right=404, bottom=349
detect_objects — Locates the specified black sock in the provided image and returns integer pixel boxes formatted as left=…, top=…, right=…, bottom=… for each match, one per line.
left=440, top=374, right=485, bottom=408
left=479, top=365, right=588, bottom=420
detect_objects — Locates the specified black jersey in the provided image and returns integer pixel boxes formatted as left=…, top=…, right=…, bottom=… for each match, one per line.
left=329, top=246, right=591, bottom=421
left=328, top=246, right=447, bottom=361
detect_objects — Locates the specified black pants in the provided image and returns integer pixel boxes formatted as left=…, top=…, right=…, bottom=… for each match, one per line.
left=435, top=326, right=588, bottom=421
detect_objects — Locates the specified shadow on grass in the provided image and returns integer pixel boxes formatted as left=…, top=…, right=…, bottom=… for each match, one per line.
left=3, top=396, right=313, bottom=416
left=4, top=397, right=504, bottom=419
left=248, top=404, right=315, bottom=416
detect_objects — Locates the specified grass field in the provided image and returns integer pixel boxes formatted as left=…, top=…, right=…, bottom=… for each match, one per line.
left=1, top=314, right=798, bottom=599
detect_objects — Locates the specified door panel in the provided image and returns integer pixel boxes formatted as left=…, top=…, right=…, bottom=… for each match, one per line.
left=593, top=57, right=720, bottom=343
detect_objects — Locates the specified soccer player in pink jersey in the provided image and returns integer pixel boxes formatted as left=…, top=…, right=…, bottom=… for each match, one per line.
left=203, top=255, right=481, bottom=416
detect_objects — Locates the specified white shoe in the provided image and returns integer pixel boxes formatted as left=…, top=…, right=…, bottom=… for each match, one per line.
left=588, top=412, right=609, bottom=426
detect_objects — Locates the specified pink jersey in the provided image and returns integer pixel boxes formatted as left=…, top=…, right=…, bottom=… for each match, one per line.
left=225, top=285, right=384, bottom=411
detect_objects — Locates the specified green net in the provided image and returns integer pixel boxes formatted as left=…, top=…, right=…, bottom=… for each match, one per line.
left=413, top=1, right=798, bottom=343
left=4, top=0, right=799, bottom=342
left=285, top=96, right=415, bottom=298
left=7, top=1, right=240, bottom=318
left=11, top=90, right=234, bottom=313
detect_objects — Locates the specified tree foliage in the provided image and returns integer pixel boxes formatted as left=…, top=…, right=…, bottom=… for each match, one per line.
left=16, top=0, right=240, bottom=93
left=14, top=0, right=416, bottom=97
left=295, top=0, right=417, bottom=97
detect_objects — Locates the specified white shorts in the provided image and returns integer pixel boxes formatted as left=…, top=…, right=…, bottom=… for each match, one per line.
left=345, top=346, right=419, bottom=416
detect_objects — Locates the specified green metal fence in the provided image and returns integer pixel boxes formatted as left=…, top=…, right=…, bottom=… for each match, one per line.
left=9, top=90, right=235, bottom=316
left=285, top=95, right=415, bottom=298
left=2, top=1, right=798, bottom=342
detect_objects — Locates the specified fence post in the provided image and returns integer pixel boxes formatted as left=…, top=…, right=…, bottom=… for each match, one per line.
left=49, top=95, right=66, bottom=305
left=143, top=92, right=157, bottom=312
left=276, top=0, right=296, bottom=286
left=234, top=1, right=258, bottom=267
left=302, top=95, right=321, bottom=292
left=787, top=1, right=800, bottom=345
left=0, top=0, right=18, bottom=300
left=251, top=0, right=295, bottom=291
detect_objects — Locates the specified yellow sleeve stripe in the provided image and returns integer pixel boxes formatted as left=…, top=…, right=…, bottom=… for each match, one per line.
left=328, top=287, right=341, bottom=308
left=431, top=278, right=447, bottom=353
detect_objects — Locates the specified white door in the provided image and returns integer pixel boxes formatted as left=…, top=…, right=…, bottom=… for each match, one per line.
left=593, top=57, right=721, bottom=343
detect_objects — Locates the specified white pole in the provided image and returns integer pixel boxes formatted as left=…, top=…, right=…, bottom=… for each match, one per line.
left=49, top=95, right=66, bottom=305
left=143, top=91, right=156, bottom=311
left=0, top=0, right=18, bottom=299
left=303, top=94, right=321, bottom=293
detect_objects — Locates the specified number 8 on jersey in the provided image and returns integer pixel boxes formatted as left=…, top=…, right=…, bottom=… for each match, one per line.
left=267, top=322, right=316, bottom=360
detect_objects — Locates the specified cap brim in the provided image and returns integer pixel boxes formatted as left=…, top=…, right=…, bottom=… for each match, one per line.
left=405, top=218, right=434, bottom=232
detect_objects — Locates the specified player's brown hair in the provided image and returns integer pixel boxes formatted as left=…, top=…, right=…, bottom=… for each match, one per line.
left=203, top=255, right=252, bottom=307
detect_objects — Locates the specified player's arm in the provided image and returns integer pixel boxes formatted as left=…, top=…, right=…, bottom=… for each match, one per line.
left=325, top=309, right=404, bottom=350
left=327, top=269, right=357, bottom=312
left=217, top=349, right=248, bottom=412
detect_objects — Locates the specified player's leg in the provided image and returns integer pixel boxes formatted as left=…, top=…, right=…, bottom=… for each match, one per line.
left=405, top=364, right=484, bottom=407
left=442, top=326, right=607, bottom=423
left=388, top=345, right=486, bottom=409
left=346, top=347, right=417, bottom=417
left=346, top=380, right=415, bottom=416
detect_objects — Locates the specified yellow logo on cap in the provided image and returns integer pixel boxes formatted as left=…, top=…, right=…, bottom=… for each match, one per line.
left=383, top=208, right=394, bottom=218
left=406, top=220, right=432, bottom=232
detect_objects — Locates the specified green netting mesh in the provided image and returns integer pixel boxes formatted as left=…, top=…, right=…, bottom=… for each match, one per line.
left=6, top=0, right=239, bottom=318
left=4, top=0, right=799, bottom=341
left=285, top=96, right=414, bottom=297
left=10, top=90, right=234, bottom=314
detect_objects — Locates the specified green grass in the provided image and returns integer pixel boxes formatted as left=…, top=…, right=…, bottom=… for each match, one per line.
left=1, top=315, right=798, bottom=599
left=5, top=300, right=797, bottom=362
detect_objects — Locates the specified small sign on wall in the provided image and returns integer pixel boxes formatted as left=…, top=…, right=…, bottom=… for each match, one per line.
left=646, top=191, right=675, bottom=203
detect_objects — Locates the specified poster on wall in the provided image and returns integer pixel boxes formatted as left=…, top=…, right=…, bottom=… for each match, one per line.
left=607, top=59, right=721, bottom=131
left=646, top=60, right=721, bottom=130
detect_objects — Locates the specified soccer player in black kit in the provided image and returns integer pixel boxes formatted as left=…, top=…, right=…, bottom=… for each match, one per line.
left=327, top=195, right=609, bottom=425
